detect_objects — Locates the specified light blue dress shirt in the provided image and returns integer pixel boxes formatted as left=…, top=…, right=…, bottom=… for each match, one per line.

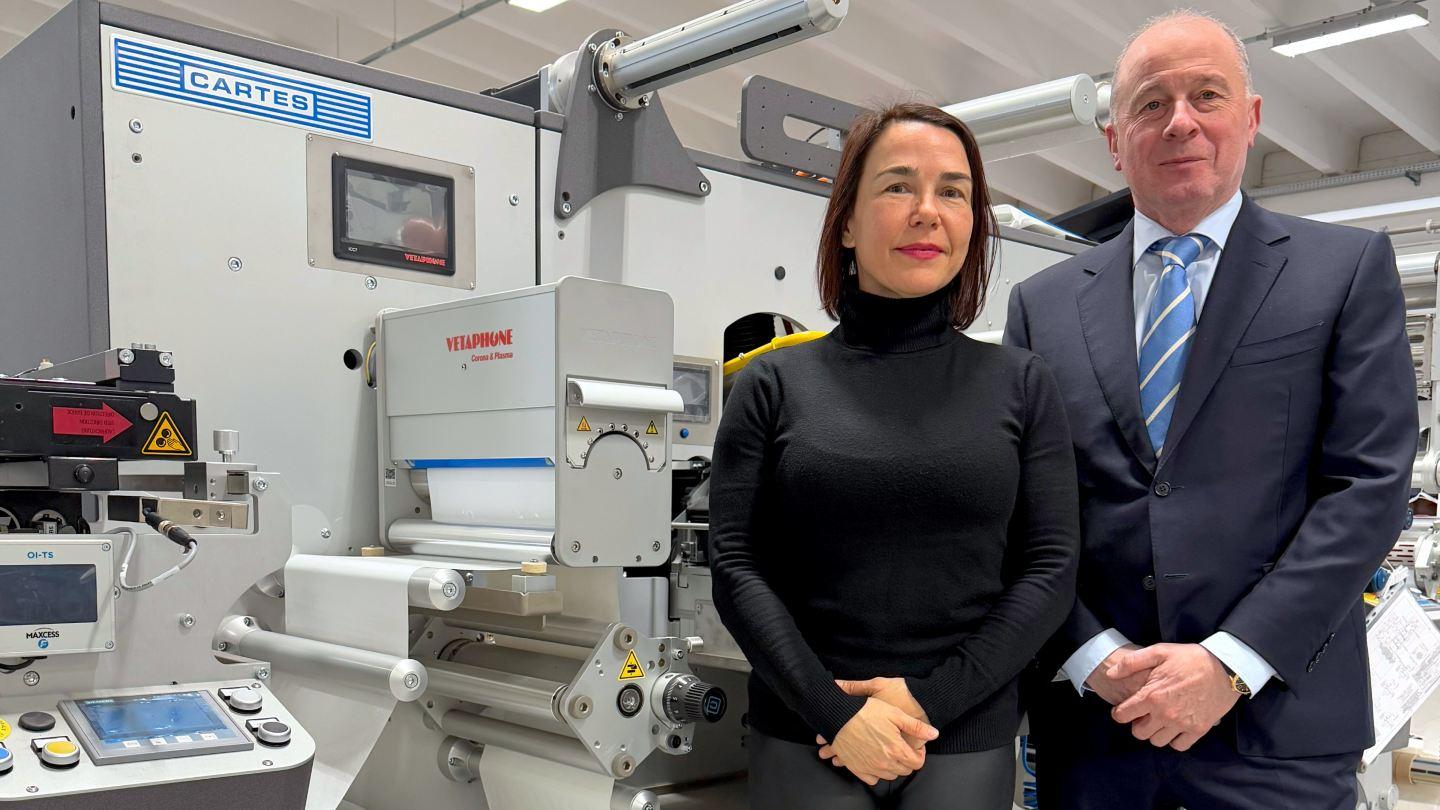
left=1059, top=190, right=1279, bottom=697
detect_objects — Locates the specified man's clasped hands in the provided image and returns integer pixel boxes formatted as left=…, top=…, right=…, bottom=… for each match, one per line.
left=815, top=642, right=1243, bottom=784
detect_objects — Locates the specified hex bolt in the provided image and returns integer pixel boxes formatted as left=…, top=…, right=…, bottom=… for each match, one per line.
left=307, top=258, right=316, bottom=266
left=365, top=276, right=378, bottom=290
left=158, top=352, right=173, bottom=368
left=118, top=348, right=135, bottom=365
left=217, top=641, right=229, bottom=651
left=699, top=181, right=711, bottom=193
left=571, top=541, right=582, bottom=553
left=23, top=671, right=39, bottom=687
left=178, top=613, right=196, bottom=629
left=614, top=112, right=624, bottom=122
left=568, top=694, right=593, bottom=719
left=442, top=582, right=459, bottom=599
left=252, top=478, right=269, bottom=493
left=104, top=641, right=114, bottom=650
left=562, top=202, right=573, bottom=215
left=613, top=468, right=623, bottom=480
left=404, top=672, right=421, bottom=690
left=509, top=194, right=520, bottom=206
left=129, top=118, right=144, bottom=133
left=651, top=541, right=662, bottom=552
left=320, top=528, right=332, bottom=539
left=227, top=257, right=243, bottom=272
left=255, top=666, right=270, bottom=680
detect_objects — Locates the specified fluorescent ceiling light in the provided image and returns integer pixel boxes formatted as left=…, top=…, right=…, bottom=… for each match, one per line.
left=1307, top=194, right=1440, bottom=223
left=1271, top=2, right=1428, bottom=57
left=508, top=0, right=570, bottom=11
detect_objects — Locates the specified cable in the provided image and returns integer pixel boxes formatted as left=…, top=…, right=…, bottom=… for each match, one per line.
left=0, top=657, right=43, bottom=674
left=114, top=513, right=199, bottom=593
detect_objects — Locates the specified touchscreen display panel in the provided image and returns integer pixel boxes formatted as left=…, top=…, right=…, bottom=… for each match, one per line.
left=77, top=692, right=232, bottom=743
left=0, top=565, right=97, bottom=627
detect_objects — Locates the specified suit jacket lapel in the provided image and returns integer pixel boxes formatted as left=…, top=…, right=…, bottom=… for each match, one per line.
left=1076, top=221, right=1157, bottom=474
left=1157, top=197, right=1288, bottom=472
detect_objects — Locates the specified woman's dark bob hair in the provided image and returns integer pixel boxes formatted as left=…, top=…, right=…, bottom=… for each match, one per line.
left=817, top=102, right=997, bottom=330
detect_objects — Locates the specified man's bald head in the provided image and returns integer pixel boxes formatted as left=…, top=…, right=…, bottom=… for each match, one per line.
left=1112, top=10, right=1253, bottom=115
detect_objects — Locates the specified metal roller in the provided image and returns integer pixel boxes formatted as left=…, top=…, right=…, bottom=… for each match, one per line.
left=1399, top=251, right=1438, bottom=310
left=595, top=0, right=848, bottom=110
left=408, top=567, right=467, bottom=611
left=214, top=615, right=427, bottom=702
left=387, top=518, right=557, bottom=564
left=425, top=659, right=567, bottom=725
left=943, top=75, right=1099, bottom=159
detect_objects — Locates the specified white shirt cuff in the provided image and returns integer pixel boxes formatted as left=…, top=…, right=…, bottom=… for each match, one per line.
left=1200, top=632, right=1277, bottom=696
left=1059, top=629, right=1131, bottom=695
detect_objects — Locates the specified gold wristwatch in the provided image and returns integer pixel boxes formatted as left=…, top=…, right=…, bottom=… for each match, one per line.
left=1223, top=665, right=1252, bottom=697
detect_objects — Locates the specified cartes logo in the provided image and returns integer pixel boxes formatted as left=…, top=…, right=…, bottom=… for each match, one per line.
left=183, top=65, right=313, bottom=115
left=446, top=330, right=514, bottom=352
left=404, top=253, right=447, bottom=267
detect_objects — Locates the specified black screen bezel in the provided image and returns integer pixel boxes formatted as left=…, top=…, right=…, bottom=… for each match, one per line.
left=331, top=155, right=456, bottom=276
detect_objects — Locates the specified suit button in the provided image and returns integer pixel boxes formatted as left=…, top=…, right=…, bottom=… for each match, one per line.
left=1142, top=575, right=1156, bottom=591
left=1153, top=481, right=1171, bottom=497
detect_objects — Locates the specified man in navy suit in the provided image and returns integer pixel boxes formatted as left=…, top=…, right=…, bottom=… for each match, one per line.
left=1005, top=10, right=1416, bottom=809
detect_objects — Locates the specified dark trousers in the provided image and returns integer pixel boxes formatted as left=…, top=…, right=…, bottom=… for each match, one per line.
left=1030, top=682, right=1359, bottom=810
left=747, top=730, right=1015, bottom=810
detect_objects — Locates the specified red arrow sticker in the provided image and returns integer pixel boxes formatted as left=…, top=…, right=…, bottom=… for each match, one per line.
left=52, top=404, right=134, bottom=443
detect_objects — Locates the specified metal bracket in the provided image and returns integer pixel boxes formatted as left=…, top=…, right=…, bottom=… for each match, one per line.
left=553, top=29, right=709, bottom=220
left=739, top=75, right=863, bottom=178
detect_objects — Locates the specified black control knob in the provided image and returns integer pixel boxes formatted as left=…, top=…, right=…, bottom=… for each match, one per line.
left=73, top=465, right=94, bottom=485
left=662, top=675, right=726, bottom=724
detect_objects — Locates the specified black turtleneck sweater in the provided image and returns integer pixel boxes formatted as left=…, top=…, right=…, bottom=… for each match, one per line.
left=709, top=282, right=1079, bottom=754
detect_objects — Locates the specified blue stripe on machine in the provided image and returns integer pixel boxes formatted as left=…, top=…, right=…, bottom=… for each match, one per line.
left=410, top=459, right=556, bottom=469
left=112, top=35, right=372, bottom=141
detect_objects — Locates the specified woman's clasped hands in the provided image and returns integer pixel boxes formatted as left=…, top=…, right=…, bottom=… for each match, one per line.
left=814, top=677, right=939, bottom=785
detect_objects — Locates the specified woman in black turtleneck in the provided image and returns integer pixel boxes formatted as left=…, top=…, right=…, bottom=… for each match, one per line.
left=709, top=103, right=1079, bottom=809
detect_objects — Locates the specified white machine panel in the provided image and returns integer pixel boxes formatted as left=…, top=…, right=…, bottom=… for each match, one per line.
left=538, top=130, right=831, bottom=361
left=98, top=27, right=537, bottom=556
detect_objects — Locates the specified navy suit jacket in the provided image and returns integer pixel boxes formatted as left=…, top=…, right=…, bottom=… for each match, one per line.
left=1005, top=196, right=1416, bottom=758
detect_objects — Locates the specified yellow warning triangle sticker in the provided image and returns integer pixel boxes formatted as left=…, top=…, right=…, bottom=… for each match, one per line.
left=645, top=420, right=659, bottom=435
left=577, top=416, right=591, bottom=432
left=142, top=411, right=192, bottom=456
left=618, top=650, right=646, bottom=680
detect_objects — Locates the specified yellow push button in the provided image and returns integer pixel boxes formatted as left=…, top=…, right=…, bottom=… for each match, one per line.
left=40, top=739, right=79, bottom=767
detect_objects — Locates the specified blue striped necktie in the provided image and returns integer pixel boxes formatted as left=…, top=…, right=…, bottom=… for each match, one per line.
left=1139, top=233, right=1210, bottom=456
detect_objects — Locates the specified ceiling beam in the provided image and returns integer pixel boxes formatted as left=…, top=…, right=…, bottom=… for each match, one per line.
left=1304, top=47, right=1440, bottom=154
left=986, top=155, right=1098, bottom=218
left=1037, top=139, right=1125, bottom=192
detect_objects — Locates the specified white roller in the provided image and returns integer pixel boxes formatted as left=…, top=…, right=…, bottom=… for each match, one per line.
left=566, top=378, right=684, bottom=413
